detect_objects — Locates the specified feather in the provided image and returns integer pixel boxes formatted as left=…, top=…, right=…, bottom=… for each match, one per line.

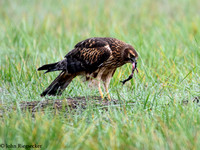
left=40, top=72, right=75, bottom=96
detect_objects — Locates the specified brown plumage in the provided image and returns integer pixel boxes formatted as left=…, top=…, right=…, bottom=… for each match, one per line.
left=38, top=37, right=138, bottom=99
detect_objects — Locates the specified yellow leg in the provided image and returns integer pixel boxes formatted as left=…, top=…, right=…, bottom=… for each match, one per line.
left=105, top=86, right=111, bottom=101
left=98, top=81, right=104, bottom=99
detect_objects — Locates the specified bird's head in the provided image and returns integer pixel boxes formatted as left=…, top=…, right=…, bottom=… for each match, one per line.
left=122, top=44, right=138, bottom=73
left=120, top=44, right=138, bottom=84
left=123, top=45, right=138, bottom=64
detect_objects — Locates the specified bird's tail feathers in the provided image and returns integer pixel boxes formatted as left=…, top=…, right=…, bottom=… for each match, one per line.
left=38, top=62, right=61, bottom=74
left=40, top=71, right=75, bottom=96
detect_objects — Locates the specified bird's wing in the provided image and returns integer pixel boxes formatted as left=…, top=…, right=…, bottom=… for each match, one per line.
left=64, top=38, right=112, bottom=73
left=74, top=37, right=108, bottom=48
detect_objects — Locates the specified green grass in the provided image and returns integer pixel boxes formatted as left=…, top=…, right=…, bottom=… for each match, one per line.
left=0, top=0, right=200, bottom=149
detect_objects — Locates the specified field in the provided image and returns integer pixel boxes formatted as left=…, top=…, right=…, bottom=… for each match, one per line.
left=0, top=0, right=200, bottom=149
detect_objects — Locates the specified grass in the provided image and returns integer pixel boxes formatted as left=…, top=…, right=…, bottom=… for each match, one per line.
left=0, top=0, right=200, bottom=149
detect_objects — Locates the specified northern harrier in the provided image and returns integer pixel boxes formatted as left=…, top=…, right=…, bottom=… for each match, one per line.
left=38, top=37, right=138, bottom=99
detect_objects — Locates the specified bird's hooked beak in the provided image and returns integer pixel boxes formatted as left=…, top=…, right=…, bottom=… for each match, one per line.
left=131, top=57, right=138, bottom=73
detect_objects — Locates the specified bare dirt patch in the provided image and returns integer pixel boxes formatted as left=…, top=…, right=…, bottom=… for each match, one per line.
left=0, top=96, right=124, bottom=117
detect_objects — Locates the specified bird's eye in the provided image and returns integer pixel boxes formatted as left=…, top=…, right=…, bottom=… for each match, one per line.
left=129, top=54, right=135, bottom=59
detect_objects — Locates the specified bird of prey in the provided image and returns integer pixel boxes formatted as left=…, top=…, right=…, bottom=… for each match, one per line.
left=38, top=37, right=138, bottom=100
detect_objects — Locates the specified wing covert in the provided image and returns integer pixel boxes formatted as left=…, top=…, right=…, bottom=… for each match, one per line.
left=65, top=38, right=111, bottom=73
left=75, top=37, right=108, bottom=48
